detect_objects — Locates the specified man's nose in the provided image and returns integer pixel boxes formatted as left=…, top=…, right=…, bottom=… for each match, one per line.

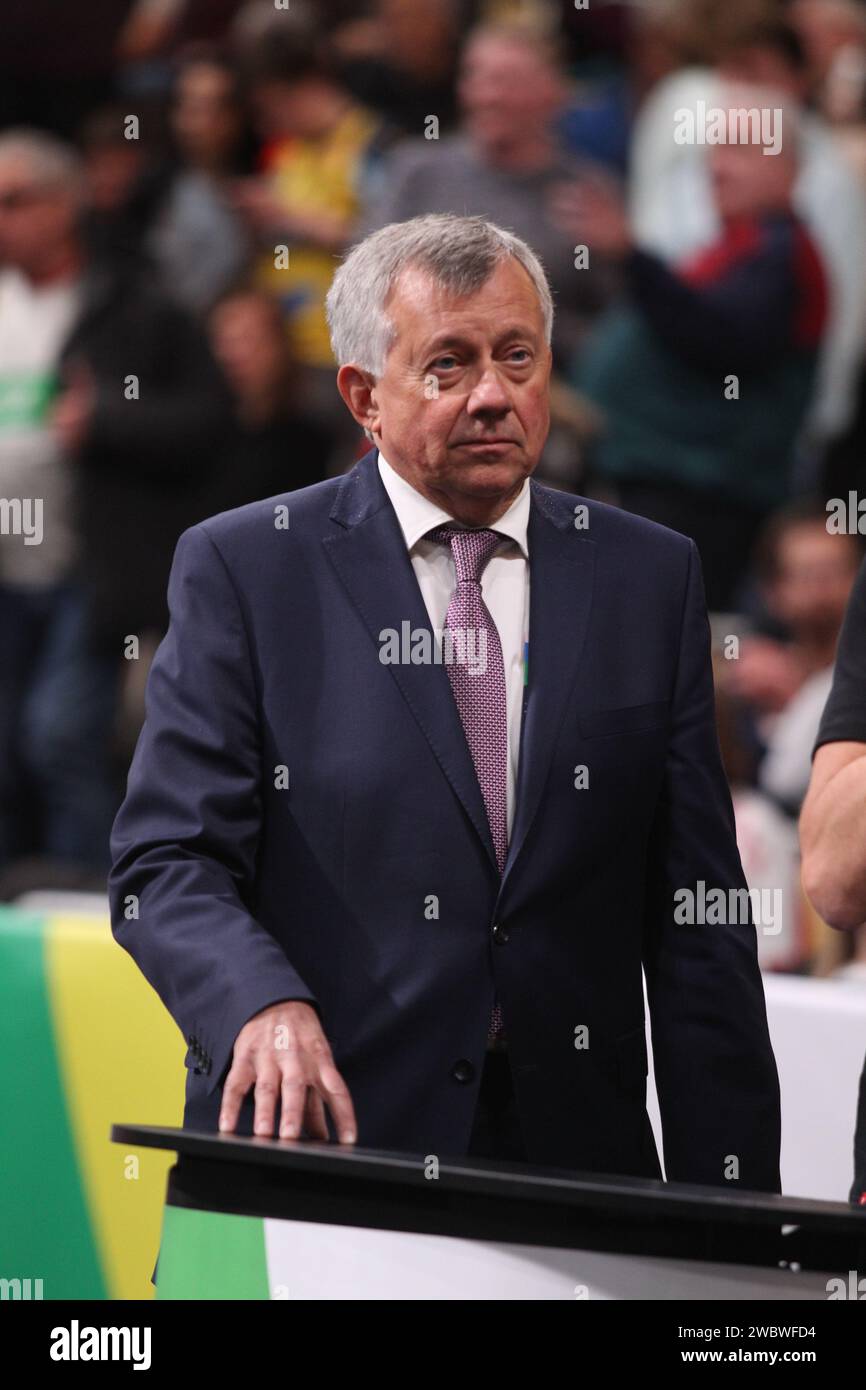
left=466, top=368, right=511, bottom=416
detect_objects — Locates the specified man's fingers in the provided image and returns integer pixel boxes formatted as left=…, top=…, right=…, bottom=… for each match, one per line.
left=252, top=1065, right=282, bottom=1137
left=302, top=1087, right=329, bottom=1141
left=316, top=1060, right=357, bottom=1143
left=218, top=1057, right=256, bottom=1133
left=278, top=1068, right=309, bottom=1139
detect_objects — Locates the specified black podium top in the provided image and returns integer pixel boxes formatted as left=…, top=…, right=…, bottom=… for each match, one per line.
left=112, top=1123, right=866, bottom=1274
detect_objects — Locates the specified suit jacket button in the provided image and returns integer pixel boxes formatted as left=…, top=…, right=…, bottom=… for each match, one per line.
left=492, top=922, right=510, bottom=944
left=451, top=1059, right=475, bottom=1084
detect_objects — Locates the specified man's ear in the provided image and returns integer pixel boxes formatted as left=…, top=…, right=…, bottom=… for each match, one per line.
left=336, top=365, right=380, bottom=437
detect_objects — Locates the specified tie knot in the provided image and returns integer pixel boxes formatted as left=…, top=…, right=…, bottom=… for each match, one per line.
left=429, top=525, right=503, bottom=584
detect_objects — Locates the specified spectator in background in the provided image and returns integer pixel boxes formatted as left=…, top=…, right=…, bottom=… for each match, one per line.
left=206, top=287, right=332, bottom=512
left=331, top=0, right=464, bottom=138
left=726, top=500, right=863, bottom=813
left=792, top=0, right=866, bottom=152
left=78, top=106, right=163, bottom=266
left=0, top=129, right=231, bottom=875
left=147, top=46, right=254, bottom=313
left=0, top=132, right=117, bottom=873
left=80, top=51, right=253, bottom=315
left=629, top=13, right=866, bottom=455
left=361, top=18, right=618, bottom=376
left=232, top=7, right=394, bottom=449
left=568, top=97, right=828, bottom=611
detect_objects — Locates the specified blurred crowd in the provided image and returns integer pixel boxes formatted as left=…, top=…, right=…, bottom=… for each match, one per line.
left=2, top=0, right=866, bottom=979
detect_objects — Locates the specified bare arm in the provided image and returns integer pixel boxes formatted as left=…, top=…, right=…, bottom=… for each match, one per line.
left=800, top=741, right=866, bottom=929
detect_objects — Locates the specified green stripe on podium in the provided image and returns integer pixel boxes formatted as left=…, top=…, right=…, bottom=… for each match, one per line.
left=156, top=1207, right=269, bottom=1300
left=0, top=911, right=105, bottom=1298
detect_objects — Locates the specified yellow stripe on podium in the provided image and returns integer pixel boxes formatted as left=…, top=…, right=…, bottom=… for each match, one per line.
left=45, top=913, right=186, bottom=1300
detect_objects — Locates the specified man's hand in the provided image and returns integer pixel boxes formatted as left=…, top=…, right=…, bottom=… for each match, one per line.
left=230, top=178, right=291, bottom=236
left=218, top=1000, right=357, bottom=1143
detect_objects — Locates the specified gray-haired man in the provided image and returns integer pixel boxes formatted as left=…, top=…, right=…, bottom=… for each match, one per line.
left=110, top=213, right=781, bottom=1190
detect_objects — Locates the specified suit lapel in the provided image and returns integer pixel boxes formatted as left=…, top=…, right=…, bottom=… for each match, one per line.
left=323, top=449, right=499, bottom=871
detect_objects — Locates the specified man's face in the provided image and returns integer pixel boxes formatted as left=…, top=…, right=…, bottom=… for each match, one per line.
left=172, top=62, right=241, bottom=167
left=209, top=294, right=285, bottom=396
left=0, top=156, right=77, bottom=271
left=770, top=524, right=861, bottom=636
left=709, top=134, right=796, bottom=219
left=83, top=145, right=143, bottom=213
left=363, top=256, right=551, bottom=516
left=458, top=36, right=561, bottom=154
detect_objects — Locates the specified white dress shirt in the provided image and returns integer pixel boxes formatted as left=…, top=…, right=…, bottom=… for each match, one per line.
left=377, top=451, right=530, bottom=837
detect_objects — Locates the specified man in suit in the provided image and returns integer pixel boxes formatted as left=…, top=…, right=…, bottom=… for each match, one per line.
left=109, top=212, right=781, bottom=1190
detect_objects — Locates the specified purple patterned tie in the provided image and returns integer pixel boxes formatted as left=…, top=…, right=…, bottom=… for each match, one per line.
left=429, top=525, right=508, bottom=1046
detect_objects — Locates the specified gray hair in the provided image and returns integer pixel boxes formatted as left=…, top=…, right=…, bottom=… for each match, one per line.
left=325, top=213, right=555, bottom=378
left=0, top=128, right=84, bottom=198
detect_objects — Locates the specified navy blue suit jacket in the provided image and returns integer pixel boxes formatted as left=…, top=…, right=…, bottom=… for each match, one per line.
left=109, top=447, right=781, bottom=1189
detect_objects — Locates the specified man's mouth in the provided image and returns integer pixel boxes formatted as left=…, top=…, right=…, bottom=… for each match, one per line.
left=454, top=438, right=517, bottom=449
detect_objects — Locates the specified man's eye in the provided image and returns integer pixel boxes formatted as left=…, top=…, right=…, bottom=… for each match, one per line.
left=507, top=348, right=531, bottom=363
left=431, top=355, right=459, bottom=370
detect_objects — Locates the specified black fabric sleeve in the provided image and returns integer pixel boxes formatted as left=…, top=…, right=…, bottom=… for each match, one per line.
left=813, top=557, right=866, bottom=752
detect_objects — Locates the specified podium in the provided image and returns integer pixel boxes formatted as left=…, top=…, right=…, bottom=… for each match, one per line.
left=112, top=1124, right=866, bottom=1300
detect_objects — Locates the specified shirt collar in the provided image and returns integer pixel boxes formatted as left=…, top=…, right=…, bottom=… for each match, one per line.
left=377, top=450, right=530, bottom=558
